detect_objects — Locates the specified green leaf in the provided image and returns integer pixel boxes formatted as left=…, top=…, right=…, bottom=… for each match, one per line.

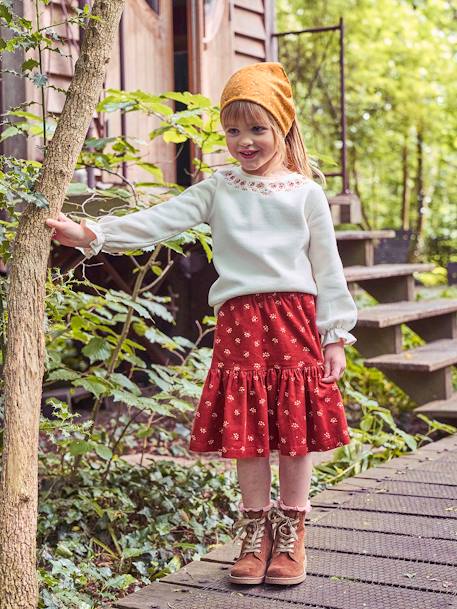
left=68, top=440, right=94, bottom=456
left=109, top=372, right=141, bottom=395
left=94, top=444, right=113, bottom=461
left=21, top=58, right=39, bottom=72
left=105, top=574, right=137, bottom=590
left=82, top=337, right=112, bottom=363
left=163, top=129, right=188, bottom=144
left=137, top=162, right=164, bottom=182
left=73, top=377, right=108, bottom=398
left=110, top=389, right=141, bottom=407
left=0, top=6, right=13, bottom=23
left=46, top=369, right=80, bottom=382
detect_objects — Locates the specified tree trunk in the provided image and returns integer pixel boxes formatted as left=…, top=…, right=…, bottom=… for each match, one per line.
left=0, top=1, right=125, bottom=607
left=408, top=127, right=425, bottom=262
left=401, top=137, right=410, bottom=231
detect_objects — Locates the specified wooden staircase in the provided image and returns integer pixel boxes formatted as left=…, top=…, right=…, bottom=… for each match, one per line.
left=335, top=229, right=457, bottom=423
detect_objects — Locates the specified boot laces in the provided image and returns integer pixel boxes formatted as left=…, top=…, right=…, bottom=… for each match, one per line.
left=233, top=514, right=267, bottom=554
left=269, top=509, right=299, bottom=554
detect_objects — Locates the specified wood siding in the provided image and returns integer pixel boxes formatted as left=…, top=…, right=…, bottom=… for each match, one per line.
left=23, top=0, right=176, bottom=183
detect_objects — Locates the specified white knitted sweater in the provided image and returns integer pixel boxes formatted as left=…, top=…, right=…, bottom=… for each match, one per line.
left=79, top=166, right=358, bottom=347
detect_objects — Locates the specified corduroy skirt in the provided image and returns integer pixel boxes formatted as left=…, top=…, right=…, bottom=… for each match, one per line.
left=189, top=291, right=351, bottom=458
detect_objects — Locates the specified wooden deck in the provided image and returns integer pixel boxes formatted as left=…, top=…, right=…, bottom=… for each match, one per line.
left=114, top=433, right=457, bottom=609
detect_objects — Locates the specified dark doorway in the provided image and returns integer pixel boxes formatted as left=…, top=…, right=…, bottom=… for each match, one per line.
left=172, top=0, right=192, bottom=187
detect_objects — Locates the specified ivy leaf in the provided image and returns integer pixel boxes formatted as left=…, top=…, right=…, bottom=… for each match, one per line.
left=21, top=58, right=39, bottom=72
left=94, top=444, right=113, bottom=461
left=68, top=440, right=94, bottom=456
left=105, top=574, right=137, bottom=590
left=0, top=6, right=13, bottom=22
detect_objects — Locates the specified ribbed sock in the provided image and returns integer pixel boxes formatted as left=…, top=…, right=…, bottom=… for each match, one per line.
left=239, top=499, right=274, bottom=512
left=279, top=497, right=312, bottom=513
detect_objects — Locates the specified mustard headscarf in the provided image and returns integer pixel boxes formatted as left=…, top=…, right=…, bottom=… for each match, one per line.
left=220, top=62, right=296, bottom=135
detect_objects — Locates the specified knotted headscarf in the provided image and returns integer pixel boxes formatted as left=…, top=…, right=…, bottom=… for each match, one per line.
left=220, top=62, right=296, bottom=135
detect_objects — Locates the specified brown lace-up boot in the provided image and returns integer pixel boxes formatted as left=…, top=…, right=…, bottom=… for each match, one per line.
left=264, top=506, right=307, bottom=585
left=229, top=505, right=274, bottom=585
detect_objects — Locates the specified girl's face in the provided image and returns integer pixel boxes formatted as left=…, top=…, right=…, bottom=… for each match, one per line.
left=224, top=117, right=284, bottom=176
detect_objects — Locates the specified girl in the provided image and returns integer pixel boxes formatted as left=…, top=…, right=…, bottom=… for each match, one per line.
left=46, top=62, right=357, bottom=587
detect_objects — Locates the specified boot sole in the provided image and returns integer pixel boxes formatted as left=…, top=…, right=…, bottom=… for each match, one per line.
left=229, top=574, right=265, bottom=585
left=264, top=572, right=307, bottom=585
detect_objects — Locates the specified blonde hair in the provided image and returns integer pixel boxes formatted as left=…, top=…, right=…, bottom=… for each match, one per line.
left=220, top=100, right=325, bottom=184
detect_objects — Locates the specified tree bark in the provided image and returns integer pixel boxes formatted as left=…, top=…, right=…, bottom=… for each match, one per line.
left=0, top=1, right=125, bottom=607
left=401, top=137, right=410, bottom=231
left=408, top=127, right=425, bottom=262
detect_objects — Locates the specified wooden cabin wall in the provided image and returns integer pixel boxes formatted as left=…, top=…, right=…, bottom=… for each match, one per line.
left=23, top=0, right=177, bottom=184
left=119, top=0, right=176, bottom=183
left=201, top=0, right=277, bottom=171
left=232, top=0, right=270, bottom=68
left=202, top=0, right=276, bottom=96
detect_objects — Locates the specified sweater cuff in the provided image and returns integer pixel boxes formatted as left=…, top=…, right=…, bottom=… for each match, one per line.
left=75, top=219, right=105, bottom=258
left=321, top=328, right=357, bottom=348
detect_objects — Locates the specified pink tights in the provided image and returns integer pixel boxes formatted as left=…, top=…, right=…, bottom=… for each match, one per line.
left=236, top=453, right=313, bottom=514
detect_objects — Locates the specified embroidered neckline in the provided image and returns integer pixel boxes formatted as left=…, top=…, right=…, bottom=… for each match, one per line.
left=220, top=167, right=310, bottom=195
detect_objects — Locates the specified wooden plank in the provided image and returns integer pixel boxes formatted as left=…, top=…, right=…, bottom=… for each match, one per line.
left=311, top=489, right=457, bottom=519
left=335, top=230, right=395, bottom=241
left=234, top=0, right=264, bottom=13
left=329, top=193, right=362, bottom=224
left=364, top=338, right=457, bottom=372
left=353, top=324, right=402, bottom=356
left=160, top=560, right=456, bottom=609
left=356, top=468, right=457, bottom=486
left=310, top=508, right=457, bottom=540
left=333, top=478, right=457, bottom=499
left=201, top=544, right=457, bottom=591
left=114, top=581, right=315, bottom=609
left=344, top=263, right=434, bottom=283
left=234, top=35, right=266, bottom=60
left=233, top=7, right=266, bottom=41
left=204, top=528, right=457, bottom=566
left=357, top=299, right=457, bottom=328
left=338, top=239, right=374, bottom=266
left=409, top=311, right=457, bottom=343
left=415, top=394, right=457, bottom=419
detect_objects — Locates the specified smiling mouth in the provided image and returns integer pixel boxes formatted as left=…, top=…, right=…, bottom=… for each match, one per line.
left=239, top=150, right=258, bottom=159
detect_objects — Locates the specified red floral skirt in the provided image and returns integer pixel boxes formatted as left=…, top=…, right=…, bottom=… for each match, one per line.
left=189, top=291, right=351, bottom=459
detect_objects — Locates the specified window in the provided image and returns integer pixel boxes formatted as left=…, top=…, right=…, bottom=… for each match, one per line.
left=203, top=0, right=224, bottom=42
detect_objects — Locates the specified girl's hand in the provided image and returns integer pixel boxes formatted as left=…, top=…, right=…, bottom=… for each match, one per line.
left=45, top=213, right=96, bottom=248
left=321, top=339, right=346, bottom=383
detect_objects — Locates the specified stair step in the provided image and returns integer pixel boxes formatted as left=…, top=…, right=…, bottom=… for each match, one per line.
left=414, top=394, right=457, bottom=420
left=329, top=192, right=362, bottom=224
left=335, top=230, right=395, bottom=241
left=364, top=338, right=457, bottom=372
left=336, top=231, right=396, bottom=266
left=344, top=263, right=434, bottom=283
left=357, top=299, right=457, bottom=328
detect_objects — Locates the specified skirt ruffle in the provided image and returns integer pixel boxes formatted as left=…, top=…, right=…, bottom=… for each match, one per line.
left=189, top=363, right=351, bottom=458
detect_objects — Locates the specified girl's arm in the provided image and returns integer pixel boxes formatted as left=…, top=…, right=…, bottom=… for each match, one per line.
left=46, top=173, right=217, bottom=257
left=305, top=183, right=358, bottom=349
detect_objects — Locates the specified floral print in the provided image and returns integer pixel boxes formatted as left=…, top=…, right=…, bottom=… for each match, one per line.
left=189, top=292, right=351, bottom=458
left=220, top=169, right=309, bottom=196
